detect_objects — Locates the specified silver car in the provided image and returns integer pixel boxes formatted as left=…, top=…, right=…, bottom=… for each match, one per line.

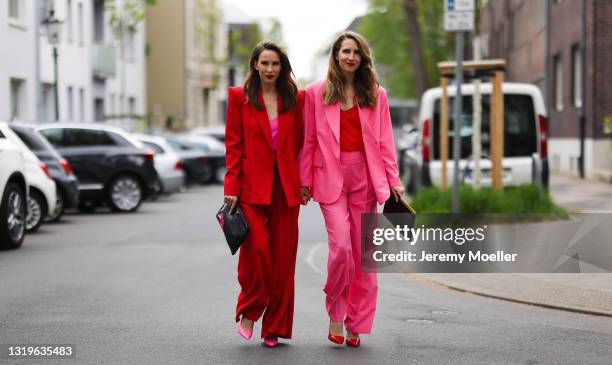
left=134, top=134, right=186, bottom=194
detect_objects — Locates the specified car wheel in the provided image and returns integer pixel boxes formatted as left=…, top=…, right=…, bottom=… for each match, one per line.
left=107, top=174, right=143, bottom=212
left=26, top=190, right=47, bottom=233
left=44, top=191, right=64, bottom=223
left=0, top=183, right=26, bottom=249
left=199, top=164, right=214, bottom=184
left=215, top=166, right=227, bottom=183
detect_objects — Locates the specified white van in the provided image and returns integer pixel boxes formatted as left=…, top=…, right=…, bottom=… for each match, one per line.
left=403, top=82, right=548, bottom=192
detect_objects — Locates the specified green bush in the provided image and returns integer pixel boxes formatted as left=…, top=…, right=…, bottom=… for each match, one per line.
left=410, top=184, right=568, bottom=216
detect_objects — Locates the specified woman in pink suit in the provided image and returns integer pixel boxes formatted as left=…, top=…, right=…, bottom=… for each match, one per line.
left=299, top=31, right=404, bottom=347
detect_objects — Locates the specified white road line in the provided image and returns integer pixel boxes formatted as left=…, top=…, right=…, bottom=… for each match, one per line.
left=305, top=242, right=326, bottom=276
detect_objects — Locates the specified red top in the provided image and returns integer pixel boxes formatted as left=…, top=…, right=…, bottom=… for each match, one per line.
left=340, top=105, right=364, bottom=151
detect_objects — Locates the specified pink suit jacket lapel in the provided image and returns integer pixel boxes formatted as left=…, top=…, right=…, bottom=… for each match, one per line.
left=357, top=100, right=376, bottom=140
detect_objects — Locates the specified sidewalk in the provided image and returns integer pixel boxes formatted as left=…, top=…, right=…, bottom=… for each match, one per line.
left=410, top=174, right=612, bottom=317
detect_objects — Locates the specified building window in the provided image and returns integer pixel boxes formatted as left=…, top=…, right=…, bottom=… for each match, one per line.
left=94, top=98, right=104, bottom=122
left=77, top=3, right=84, bottom=45
left=128, top=97, right=136, bottom=115
left=10, top=78, right=25, bottom=120
left=66, top=0, right=73, bottom=43
left=202, top=88, right=210, bottom=126
left=42, top=83, right=55, bottom=122
left=553, top=55, right=563, bottom=111
left=572, top=45, right=583, bottom=108
left=93, top=0, right=104, bottom=43
left=79, top=88, right=85, bottom=121
left=110, top=93, right=115, bottom=115
left=8, top=0, right=26, bottom=27
left=67, top=86, right=74, bottom=121
left=8, top=0, right=21, bottom=20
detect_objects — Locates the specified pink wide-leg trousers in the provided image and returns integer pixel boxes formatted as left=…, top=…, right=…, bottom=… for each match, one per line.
left=319, top=150, right=378, bottom=334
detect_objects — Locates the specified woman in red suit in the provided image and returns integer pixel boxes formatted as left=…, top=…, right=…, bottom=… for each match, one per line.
left=224, top=42, right=304, bottom=348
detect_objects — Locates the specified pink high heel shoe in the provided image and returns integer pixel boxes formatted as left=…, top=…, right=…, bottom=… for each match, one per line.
left=263, top=336, right=279, bottom=347
left=238, top=320, right=253, bottom=340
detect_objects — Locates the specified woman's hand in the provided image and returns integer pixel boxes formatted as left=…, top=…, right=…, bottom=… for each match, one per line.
left=391, top=185, right=405, bottom=202
left=224, top=195, right=238, bottom=213
left=300, top=187, right=311, bottom=205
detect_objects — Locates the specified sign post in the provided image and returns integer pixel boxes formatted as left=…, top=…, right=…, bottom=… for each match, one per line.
left=444, top=0, right=474, bottom=213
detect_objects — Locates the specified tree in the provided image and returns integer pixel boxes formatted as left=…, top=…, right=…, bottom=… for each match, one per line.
left=359, top=0, right=454, bottom=100
left=105, top=0, right=157, bottom=119
left=194, top=0, right=224, bottom=87
left=402, top=0, right=427, bottom=100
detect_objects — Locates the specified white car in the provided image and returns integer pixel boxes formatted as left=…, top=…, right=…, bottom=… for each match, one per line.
left=0, top=122, right=56, bottom=232
left=133, top=134, right=185, bottom=194
left=403, top=82, right=548, bottom=192
left=0, top=134, right=28, bottom=248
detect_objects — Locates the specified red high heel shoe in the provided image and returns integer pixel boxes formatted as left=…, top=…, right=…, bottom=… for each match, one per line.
left=346, top=330, right=360, bottom=347
left=346, top=337, right=361, bottom=347
left=328, top=332, right=344, bottom=344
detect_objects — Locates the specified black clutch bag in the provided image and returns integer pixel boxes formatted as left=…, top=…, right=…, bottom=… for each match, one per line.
left=216, top=202, right=249, bottom=255
left=383, top=193, right=417, bottom=228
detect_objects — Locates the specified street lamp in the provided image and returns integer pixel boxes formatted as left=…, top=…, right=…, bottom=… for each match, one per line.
left=42, top=9, right=62, bottom=121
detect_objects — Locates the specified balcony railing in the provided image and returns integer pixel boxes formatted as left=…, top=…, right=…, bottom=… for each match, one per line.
left=92, top=44, right=116, bottom=78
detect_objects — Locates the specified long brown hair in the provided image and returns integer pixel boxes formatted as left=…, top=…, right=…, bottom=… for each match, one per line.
left=243, top=42, right=298, bottom=112
left=323, top=31, right=379, bottom=108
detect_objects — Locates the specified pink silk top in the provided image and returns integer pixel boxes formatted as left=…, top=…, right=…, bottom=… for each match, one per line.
left=270, top=116, right=279, bottom=150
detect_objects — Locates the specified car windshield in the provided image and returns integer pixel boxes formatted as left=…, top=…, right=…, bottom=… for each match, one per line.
left=11, top=126, right=61, bottom=157
left=165, top=137, right=196, bottom=152
left=432, top=94, right=538, bottom=159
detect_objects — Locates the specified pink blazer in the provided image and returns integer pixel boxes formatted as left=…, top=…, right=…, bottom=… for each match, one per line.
left=299, top=80, right=401, bottom=204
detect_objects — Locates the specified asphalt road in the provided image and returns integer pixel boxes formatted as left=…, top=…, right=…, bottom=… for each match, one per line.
left=1, top=185, right=611, bottom=364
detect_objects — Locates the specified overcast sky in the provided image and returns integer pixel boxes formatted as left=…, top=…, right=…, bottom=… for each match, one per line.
left=222, top=0, right=368, bottom=81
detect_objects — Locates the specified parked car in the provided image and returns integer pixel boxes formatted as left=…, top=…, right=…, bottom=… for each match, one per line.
left=395, top=123, right=419, bottom=176
left=164, top=135, right=222, bottom=185
left=9, top=123, right=79, bottom=222
left=133, top=134, right=185, bottom=194
left=37, top=123, right=158, bottom=213
left=403, top=82, right=549, bottom=193
left=188, top=126, right=226, bottom=143
left=0, top=133, right=28, bottom=249
left=0, top=122, right=56, bottom=232
left=177, top=134, right=226, bottom=183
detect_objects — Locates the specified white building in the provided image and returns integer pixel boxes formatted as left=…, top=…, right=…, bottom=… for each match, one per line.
left=1, top=0, right=146, bottom=128
left=0, top=0, right=39, bottom=122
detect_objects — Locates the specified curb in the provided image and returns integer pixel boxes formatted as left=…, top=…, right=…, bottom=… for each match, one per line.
left=408, top=273, right=612, bottom=318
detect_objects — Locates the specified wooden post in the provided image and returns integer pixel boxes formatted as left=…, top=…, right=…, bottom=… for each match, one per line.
left=491, top=70, right=504, bottom=192
left=440, top=77, right=449, bottom=190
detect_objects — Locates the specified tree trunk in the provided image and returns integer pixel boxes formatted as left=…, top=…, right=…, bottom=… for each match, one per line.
left=402, top=0, right=428, bottom=100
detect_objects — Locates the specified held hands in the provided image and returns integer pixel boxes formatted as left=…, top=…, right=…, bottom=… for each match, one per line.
left=300, top=187, right=311, bottom=205
left=391, top=185, right=405, bottom=202
left=224, top=195, right=238, bottom=213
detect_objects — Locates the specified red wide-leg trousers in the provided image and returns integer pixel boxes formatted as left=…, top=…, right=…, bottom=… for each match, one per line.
left=235, top=164, right=299, bottom=339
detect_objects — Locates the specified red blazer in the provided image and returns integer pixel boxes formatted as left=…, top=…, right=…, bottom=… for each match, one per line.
left=224, top=86, right=305, bottom=207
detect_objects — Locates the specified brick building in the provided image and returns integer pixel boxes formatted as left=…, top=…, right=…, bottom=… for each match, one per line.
left=480, top=0, right=611, bottom=182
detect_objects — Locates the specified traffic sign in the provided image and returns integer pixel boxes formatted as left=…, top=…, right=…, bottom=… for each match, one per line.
left=444, top=0, right=474, bottom=32
left=447, top=0, right=475, bottom=11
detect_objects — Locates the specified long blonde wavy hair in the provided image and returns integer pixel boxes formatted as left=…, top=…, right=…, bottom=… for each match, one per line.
left=323, top=31, right=379, bottom=108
